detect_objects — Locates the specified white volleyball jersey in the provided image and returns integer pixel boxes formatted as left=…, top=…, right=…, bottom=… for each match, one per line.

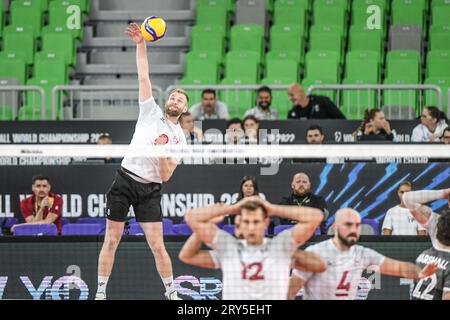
left=293, top=239, right=385, bottom=300
left=382, top=205, right=426, bottom=235
left=121, top=97, right=187, bottom=183
left=208, top=229, right=298, bottom=300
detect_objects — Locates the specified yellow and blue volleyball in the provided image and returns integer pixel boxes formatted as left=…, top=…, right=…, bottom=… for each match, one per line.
left=141, top=16, right=167, bottom=42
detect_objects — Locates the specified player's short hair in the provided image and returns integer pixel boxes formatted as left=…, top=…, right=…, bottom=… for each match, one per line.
left=437, top=209, right=450, bottom=246
left=398, top=180, right=412, bottom=189
left=97, top=134, right=112, bottom=142
left=169, top=89, right=189, bottom=104
left=243, top=115, right=259, bottom=125
left=202, top=89, right=216, bottom=98
left=443, top=126, right=450, bottom=136
left=226, top=118, right=243, bottom=129
left=240, top=201, right=268, bottom=219
left=32, top=174, right=50, bottom=185
left=257, top=86, right=272, bottom=97
left=306, top=125, right=324, bottom=135
left=179, top=112, right=191, bottom=121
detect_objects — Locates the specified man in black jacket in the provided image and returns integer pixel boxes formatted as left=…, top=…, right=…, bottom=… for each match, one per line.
left=278, top=172, right=329, bottom=234
left=287, top=83, right=346, bottom=119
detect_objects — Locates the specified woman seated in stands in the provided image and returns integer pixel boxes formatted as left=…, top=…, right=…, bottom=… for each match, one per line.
left=411, top=106, right=448, bottom=142
left=353, top=108, right=397, bottom=141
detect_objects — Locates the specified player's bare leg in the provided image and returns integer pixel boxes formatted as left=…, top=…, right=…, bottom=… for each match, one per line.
left=140, top=222, right=180, bottom=300
left=96, top=220, right=125, bottom=299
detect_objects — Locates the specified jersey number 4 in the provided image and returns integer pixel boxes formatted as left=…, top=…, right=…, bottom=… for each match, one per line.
left=336, top=271, right=351, bottom=297
left=242, top=262, right=265, bottom=281
left=412, top=274, right=438, bottom=300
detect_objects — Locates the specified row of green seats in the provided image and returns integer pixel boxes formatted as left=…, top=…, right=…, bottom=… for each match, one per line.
left=1, top=25, right=77, bottom=65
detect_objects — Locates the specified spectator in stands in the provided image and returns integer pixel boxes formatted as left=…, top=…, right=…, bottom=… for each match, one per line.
left=12, top=174, right=63, bottom=235
left=96, top=134, right=121, bottom=163
left=179, top=112, right=203, bottom=143
left=411, top=106, right=448, bottom=142
left=278, top=172, right=329, bottom=234
left=382, top=181, right=427, bottom=236
left=244, top=86, right=278, bottom=120
left=225, top=118, right=245, bottom=144
left=306, top=125, right=325, bottom=144
left=227, top=176, right=262, bottom=225
left=442, top=127, right=450, bottom=144
left=287, top=83, right=346, bottom=119
left=189, top=89, right=229, bottom=120
left=353, top=108, right=397, bottom=141
left=242, top=115, right=260, bottom=143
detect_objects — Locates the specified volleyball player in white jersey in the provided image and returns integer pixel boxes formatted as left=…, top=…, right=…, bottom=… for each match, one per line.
left=95, top=23, right=188, bottom=300
left=288, top=208, right=438, bottom=300
left=184, top=196, right=324, bottom=300
left=179, top=215, right=327, bottom=276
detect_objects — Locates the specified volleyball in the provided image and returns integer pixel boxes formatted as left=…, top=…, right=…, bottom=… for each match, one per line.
left=141, top=16, right=167, bottom=42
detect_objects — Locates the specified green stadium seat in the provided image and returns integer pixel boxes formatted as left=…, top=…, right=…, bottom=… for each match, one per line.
left=266, top=50, right=302, bottom=67
left=0, top=106, right=14, bottom=121
left=227, top=50, right=262, bottom=69
left=349, top=25, right=384, bottom=57
left=352, top=0, right=387, bottom=13
left=261, top=77, right=293, bottom=119
left=196, top=1, right=229, bottom=29
left=10, top=0, right=43, bottom=37
left=391, top=0, right=426, bottom=30
left=48, top=1, right=84, bottom=40
left=0, top=1, right=3, bottom=37
left=186, top=51, right=221, bottom=68
left=51, top=0, right=89, bottom=14
left=341, top=78, right=378, bottom=120
left=220, top=77, right=256, bottom=118
left=18, top=105, right=43, bottom=120
left=24, top=77, right=62, bottom=120
left=302, top=78, right=338, bottom=103
left=269, top=25, right=305, bottom=64
left=305, top=51, right=340, bottom=83
left=424, top=77, right=450, bottom=114
left=224, top=51, right=260, bottom=82
left=3, top=26, right=36, bottom=65
left=314, top=0, right=348, bottom=12
left=345, top=51, right=380, bottom=83
left=264, top=58, right=299, bottom=83
left=429, top=25, right=450, bottom=50
left=432, top=6, right=450, bottom=27
left=273, top=0, right=308, bottom=29
left=309, top=25, right=344, bottom=62
left=190, top=25, right=226, bottom=57
left=383, top=77, right=419, bottom=110
left=386, top=50, right=421, bottom=83
left=230, top=24, right=265, bottom=59
left=183, top=54, right=219, bottom=83
left=352, top=1, right=386, bottom=28
left=34, top=58, right=68, bottom=84
left=41, top=26, right=76, bottom=66
left=313, top=6, right=346, bottom=30
left=0, top=53, right=27, bottom=84
left=427, top=50, right=450, bottom=78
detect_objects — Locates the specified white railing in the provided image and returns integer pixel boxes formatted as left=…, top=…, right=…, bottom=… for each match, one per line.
left=0, top=86, right=46, bottom=120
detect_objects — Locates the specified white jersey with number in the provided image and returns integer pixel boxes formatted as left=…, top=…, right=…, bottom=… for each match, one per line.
left=293, top=239, right=385, bottom=300
left=208, top=229, right=298, bottom=300
left=121, top=97, right=187, bottom=183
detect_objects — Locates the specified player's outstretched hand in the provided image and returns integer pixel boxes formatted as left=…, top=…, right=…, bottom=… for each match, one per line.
left=125, top=22, right=144, bottom=44
left=418, top=262, right=439, bottom=279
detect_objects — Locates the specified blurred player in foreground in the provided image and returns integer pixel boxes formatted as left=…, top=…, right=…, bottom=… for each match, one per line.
left=403, top=188, right=450, bottom=300
left=288, top=208, right=438, bottom=300
left=184, top=197, right=324, bottom=300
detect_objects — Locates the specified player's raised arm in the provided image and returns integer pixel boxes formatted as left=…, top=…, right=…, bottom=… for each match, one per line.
left=292, top=250, right=327, bottom=273
left=126, top=22, right=152, bottom=102
left=379, top=258, right=438, bottom=280
left=185, top=202, right=240, bottom=245
left=178, top=233, right=218, bottom=269
left=403, top=189, right=450, bottom=225
left=257, top=197, right=323, bottom=245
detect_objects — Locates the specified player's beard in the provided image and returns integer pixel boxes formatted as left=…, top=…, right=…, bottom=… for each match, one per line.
left=165, top=104, right=183, bottom=117
left=337, top=230, right=359, bottom=248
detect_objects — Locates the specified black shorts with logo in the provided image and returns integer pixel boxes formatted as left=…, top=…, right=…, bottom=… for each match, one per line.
left=106, top=168, right=162, bottom=223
